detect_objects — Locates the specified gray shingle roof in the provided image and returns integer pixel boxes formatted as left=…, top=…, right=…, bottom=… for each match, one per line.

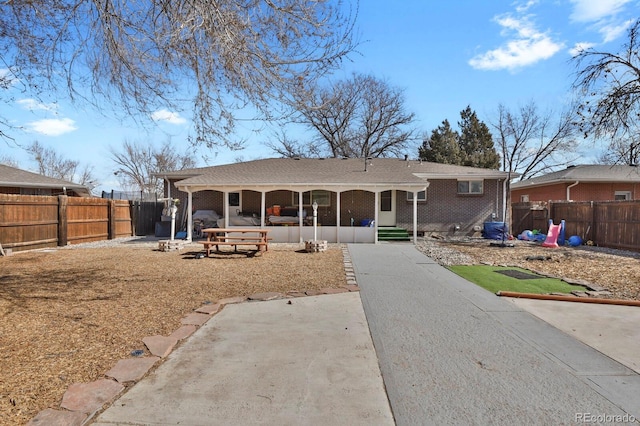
left=0, top=164, right=91, bottom=196
left=172, top=158, right=511, bottom=189
left=511, top=165, right=640, bottom=189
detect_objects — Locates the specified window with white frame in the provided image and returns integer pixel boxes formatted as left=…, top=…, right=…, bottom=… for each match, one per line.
left=520, top=194, right=529, bottom=202
left=406, top=190, right=426, bottom=201
left=457, top=180, right=483, bottom=194
left=292, top=190, right=331, bottom=206
left=614, top=191, right=632, bottom=200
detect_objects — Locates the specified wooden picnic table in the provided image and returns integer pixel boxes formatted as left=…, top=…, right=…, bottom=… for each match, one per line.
left=200, top=228, right=270, bottom=256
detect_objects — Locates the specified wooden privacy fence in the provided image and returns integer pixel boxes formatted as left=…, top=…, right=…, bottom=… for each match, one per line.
left=0, top=194, right=135, bottom=253
left=512, top=200, right=640, bottom=252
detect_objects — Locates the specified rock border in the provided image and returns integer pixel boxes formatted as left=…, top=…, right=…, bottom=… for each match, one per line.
left=27, top=245, right=359, bottom=425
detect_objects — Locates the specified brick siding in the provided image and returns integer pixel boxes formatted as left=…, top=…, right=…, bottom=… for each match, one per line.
left=169, top=179, right=504, bottom=234
left=512, top=182, right=640, bottom=202
left=396, top=179, right=504, bottom=235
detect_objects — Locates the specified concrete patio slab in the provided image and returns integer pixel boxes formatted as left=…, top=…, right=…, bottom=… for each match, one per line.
left=93, top=292, right=393, bottom=426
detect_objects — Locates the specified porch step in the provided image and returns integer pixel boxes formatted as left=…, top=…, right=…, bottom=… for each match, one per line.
left=378, top=227, right=410, bottom=241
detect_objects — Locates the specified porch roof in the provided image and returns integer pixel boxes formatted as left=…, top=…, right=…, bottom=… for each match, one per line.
left=173, top=158, right=510, bottom=192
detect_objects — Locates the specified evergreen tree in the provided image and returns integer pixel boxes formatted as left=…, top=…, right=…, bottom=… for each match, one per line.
left=418, top=120, right=461, bottom=164
left=458, top=106, right=500, bottom=169
left=418, top=107, right=500, bottom=169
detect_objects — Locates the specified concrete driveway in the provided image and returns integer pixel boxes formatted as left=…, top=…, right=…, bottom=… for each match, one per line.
left=349, top=243, right=640, bottom=425
left=505, top=297, right=640, bottom=374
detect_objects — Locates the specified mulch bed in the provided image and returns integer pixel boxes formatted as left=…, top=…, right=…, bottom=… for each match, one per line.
left=0, top=242, right=347, bottom=425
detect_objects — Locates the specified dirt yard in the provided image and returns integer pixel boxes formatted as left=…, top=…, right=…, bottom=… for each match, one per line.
left=1, top=237, right=639, bottom=425
left=0, top=241, right=348, bottom=425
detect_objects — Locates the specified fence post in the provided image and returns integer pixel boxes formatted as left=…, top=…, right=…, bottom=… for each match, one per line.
left=591, top=200, right=597, bottom=244
left=58, top=195, right=68, bottom=247
left=131, top=201, right=138, bottom=236
left=108, top=199, right=116, bottom=240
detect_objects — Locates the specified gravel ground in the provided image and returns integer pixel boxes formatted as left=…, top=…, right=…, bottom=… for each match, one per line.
left=415, top=236, right=640, bottom=300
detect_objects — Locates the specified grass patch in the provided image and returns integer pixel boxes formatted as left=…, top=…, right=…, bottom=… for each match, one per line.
left=448, top=265, right=586, bottom=294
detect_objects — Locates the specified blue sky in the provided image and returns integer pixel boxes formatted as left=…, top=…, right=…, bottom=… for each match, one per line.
left=1, top=0, right=638, bottom=194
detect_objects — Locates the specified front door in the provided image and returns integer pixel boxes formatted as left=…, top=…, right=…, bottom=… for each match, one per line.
left=229, top=192, right=241, bottom=215
left=378, top=190, right=396, bottom=226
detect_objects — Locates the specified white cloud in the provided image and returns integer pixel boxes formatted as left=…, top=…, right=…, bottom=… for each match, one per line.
left=569, top=0, right=630, bottom=23
left=151, top=109, right=187, bottom=125
left=17, top=98, right=57, bottom=112
left=469, top=15, right=564, bottom=71
left=569, top=42, right=595, bottom=56
left=599, top=18, right=634, bottom=42
left=515, top=0, right=539, bottom=13
left=26, top=118, right=77, bottom=136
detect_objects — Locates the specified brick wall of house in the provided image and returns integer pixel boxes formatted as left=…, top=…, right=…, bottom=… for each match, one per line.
left=511, top=184, right=566, bottom=203
left=338, top=190, right=375, bottom=226
left=0, top=187, right=21, bottom=194
left=512, top=182, right=640, bottom=202
left=170, top=180, right=503, bottom=234
left=0, top=187, right=56, bottom=196
left=396, top=179, right=504, bottom=235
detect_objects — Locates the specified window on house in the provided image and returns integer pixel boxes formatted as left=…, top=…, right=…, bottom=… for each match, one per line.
left=293, top=190, right=331, bottom=206
left=520, top=195, right=529, bottom=202
left=228, top=192, right=240, bottom=207
left=406, top=190, right=426, bottom=201
left=457, top=180, right=483, bottom=194
left=614, top=191, right=632, bottom=200
left=380, top=190, right=392, bottom=211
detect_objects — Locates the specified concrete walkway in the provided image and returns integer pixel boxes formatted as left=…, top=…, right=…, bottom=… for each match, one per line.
left=93, top=291, right=394, bottom=426
left=349, top=243, right=640, bottom=425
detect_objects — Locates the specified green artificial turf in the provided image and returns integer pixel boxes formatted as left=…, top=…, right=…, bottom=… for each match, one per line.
left=448, top=265, right=587, bottom=294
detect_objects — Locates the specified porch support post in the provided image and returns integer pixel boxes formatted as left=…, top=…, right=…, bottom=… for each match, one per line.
left=374, top=191, right=379, bottom=244
left=336, top=190, right=341, bottom=244
left=186, top=190, right=193, bottom=242
left=298, top=191, right=303, bottom=227
left=413, top=191, right=418, bottom=244
left=223, top=190, right=229, bottom=228
left=260, top=191, right=266, bottom=227
left=299, top=191, right=304, bottom=243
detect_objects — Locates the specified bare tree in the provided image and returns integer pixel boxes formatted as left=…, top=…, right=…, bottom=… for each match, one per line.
left=492, top=101, right=579, bottom=181
left=264, top=129, right=323, bottom=158
left=597, top=138, right=640, bottom=165
left=27, top=141, right=96, bottom=187
left=110, top=139, right=197, bottom=195
left=0, top=155, right=19, bottom=167
left=0, top=1, right=358, bottom=148
left=572, top=19, right=640, bottom=165
left=286, top=72, right=418, bottom=158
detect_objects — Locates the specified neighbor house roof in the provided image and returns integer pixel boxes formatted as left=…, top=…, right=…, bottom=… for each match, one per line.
left=171, top=158, right=512, bottom=192
left=511, top=165, right=640, bottom=190
left=0, top=164, right=91, bottom=196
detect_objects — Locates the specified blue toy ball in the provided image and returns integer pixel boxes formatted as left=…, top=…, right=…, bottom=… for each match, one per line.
left=568, top=235, right=582, bottom=247
left=520, top=230, right=534, bottom=240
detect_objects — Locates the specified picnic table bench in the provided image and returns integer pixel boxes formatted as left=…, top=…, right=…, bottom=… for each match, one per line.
left=200, top=228, right=270, bottom=256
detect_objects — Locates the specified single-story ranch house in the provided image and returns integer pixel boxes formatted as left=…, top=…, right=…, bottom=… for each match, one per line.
left=160, top=157, right=513, bottom=244
left=0, top=164, right=91, bottom=197
left=511, top=164, right=640, bottom=202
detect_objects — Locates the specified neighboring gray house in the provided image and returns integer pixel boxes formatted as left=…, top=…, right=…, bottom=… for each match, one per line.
left=0, top=164, right=91, bottom=197
left=160, top=157, right=512, bottom=244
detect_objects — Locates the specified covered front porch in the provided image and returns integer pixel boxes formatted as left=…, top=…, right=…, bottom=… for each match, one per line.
left=174, top=183, right=428, bottom=244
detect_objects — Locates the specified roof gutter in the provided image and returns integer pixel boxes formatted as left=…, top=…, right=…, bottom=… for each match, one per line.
left=566, top=180, right=579, bottom=201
